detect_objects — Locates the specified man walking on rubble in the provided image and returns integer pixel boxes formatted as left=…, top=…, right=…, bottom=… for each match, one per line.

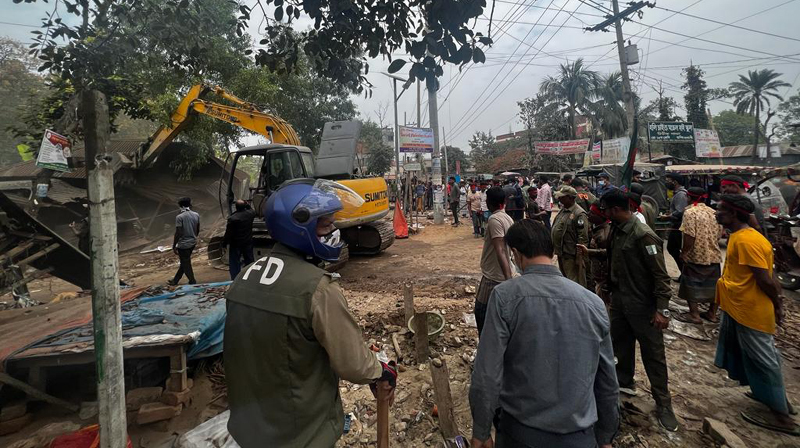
left=470, top=219, right=619, bottom=448
left=475, top=186, right=515, bottom=336
left=168, top=197, right=200, bottom=286
left=713, top=194, right=799, bottom=436
left=224, top=179, right=397, bottom=447
left=223, top=199, right=257, bottom=280
left=599, top=189, right=679, bottom=432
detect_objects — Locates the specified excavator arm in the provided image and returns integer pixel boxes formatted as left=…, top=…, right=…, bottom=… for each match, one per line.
left=137, top=84, right=301, bottom=167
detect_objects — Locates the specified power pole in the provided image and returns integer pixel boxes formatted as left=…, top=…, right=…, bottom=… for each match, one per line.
left=417, top=81, right=422, bottom=128
left=84, top=90, right=127, bottom=448
left=586, top=1, right=654, bottom=137
left=430, top=82, right=444, bottom=224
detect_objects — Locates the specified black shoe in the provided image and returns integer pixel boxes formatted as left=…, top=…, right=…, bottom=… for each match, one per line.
left=657, top=406, right=679, bottom=432
left=167, top=279, right=178, bottom=286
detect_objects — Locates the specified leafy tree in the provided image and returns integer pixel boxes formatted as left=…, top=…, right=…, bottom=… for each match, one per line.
left=589, top=72, right=626, bottom=139
left=777, top=89, right=800, bottom=144
left=729, top=69, right=790, bottom=159
left=243, top=0, right=493, bottom=92
left=468, top=131, right=500, bottom=173
left=443, top=145, right=469, bottom=174
left=0, top=38, right=46, bottom=166
left=682, top=65, right=710, bottom=130
left=539, top=58, right=599, bottom=139
left=713, top=110, right=761, bottom=147
left=360, top=120, right=393, bottom=175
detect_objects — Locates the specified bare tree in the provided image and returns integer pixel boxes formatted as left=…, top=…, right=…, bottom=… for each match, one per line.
left=374, top=101, right=390, bottom=128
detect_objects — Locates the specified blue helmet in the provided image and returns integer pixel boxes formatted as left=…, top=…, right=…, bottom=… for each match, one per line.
left=264, top=179, right=363, bottom=261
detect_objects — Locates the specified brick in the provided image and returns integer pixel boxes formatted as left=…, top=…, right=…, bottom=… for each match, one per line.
left=0, top=413, right=32, bottom=436
left=0, top=401, right=27, bottom=422
left=126, top=387, right=163, bottom=411
left=161, top=388, right=191, bottom=406
left=136, top=402, right=182, bottom=425
left=703, top=417, right=747, bottom=448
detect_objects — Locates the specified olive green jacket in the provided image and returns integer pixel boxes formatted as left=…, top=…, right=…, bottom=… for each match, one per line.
left=224, top=243, right=381, bottom=448
left=552, top=203, right=589, bottom=258
left=607, top=216, right=671, bottom=314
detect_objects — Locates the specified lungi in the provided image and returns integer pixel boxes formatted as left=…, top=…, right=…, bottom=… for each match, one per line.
left=678, top=262, right=720, bottom=304
left=715, top=311, right=789, bottom=414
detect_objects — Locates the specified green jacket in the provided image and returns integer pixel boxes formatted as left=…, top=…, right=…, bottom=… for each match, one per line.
left=575, top=188, right=596, bottom=215
left=224, top=243, right=381, bottom=448
left=607, top=216, right=671, bottom=314
left=552, top=203, right=589, bottom=258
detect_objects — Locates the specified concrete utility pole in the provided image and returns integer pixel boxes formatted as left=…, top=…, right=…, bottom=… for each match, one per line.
left=429, top=81, right=444, bottom=224
left=586, top=1, right=654, bottom=137
left=83, top=90, right=127, bottom=448
left=391, top=78, right=402, bottom=200
left=612, top=0, right=635, bottom=135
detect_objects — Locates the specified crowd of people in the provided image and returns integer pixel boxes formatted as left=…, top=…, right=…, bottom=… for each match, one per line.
left=467, top=171, right=797, bottom=446
left=200, top=170, right=794, bottom=448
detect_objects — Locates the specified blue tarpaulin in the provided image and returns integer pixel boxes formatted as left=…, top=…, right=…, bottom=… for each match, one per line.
left=32, top=282, right=231, bottom=360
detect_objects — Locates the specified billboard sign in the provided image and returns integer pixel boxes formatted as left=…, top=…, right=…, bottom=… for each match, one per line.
left=647, top=121, right=695, bottom=142
left=399, top=126, right=434, bottom=153
left=600, top=137, right=631, bottom=164
left=694, top=129, right=722, bottom=158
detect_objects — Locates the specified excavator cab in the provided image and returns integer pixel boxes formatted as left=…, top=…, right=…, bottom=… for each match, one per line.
left=225, top=144, right=314, bottom=218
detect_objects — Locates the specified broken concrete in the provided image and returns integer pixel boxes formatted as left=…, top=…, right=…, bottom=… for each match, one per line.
left=126, top=386, right=164, bottom=411
left=703, top=417, right=748, bottom=448
left=137, top=402, right=183, bottom=425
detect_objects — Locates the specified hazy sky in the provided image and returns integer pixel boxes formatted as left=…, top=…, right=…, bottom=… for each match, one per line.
left=3, top=0, right=799, bottom=151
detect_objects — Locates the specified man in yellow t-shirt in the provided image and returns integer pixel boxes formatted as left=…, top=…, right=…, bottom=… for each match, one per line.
left=714, top=194, right=797, bottom=435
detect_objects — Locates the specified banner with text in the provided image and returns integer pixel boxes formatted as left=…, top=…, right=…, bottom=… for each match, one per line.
left=582, top=142, right=602, bottom=167
left=600, top=137, right=631, bottom=164
left=534, top=138, right=590, bottom=155
left=694, top=129, right=722, bottom=158
left=647, top=121, right=695, bottom=142
left=35, top=129, right=72, bottom=172
left=399, top=126, right=434, bottom=153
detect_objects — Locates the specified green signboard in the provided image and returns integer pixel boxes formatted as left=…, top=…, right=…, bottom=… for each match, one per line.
left=647, top=121, right=695, bottom=142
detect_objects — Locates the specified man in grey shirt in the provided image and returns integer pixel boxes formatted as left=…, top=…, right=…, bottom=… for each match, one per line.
left=169, top=197, right=200, bottom=285
left=469, top=219, right=619, bottom=448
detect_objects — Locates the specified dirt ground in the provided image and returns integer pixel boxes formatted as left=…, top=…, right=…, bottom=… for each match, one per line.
left=4, top=213, right=800, bottom=447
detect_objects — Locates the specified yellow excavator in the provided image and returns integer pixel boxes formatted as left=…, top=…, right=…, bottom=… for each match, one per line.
left=135, top=84, right=394, bottom=266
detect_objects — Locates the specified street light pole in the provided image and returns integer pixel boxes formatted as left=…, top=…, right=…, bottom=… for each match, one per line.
left=391, top=78, right=401, bottom=201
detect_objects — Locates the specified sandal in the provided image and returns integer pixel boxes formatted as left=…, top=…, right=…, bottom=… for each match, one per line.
left=741, top=411, right=800, bottom=436
left=675, top=312, right=703, bottom=325
left=745, top=391, right=798, bottom=416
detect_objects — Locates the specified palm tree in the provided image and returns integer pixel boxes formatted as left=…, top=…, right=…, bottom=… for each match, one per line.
left=540, top=58, right=600, bottom=139
left=729, top=69, right=790, bottom=159
left=589, top=72, right=627, bottom=139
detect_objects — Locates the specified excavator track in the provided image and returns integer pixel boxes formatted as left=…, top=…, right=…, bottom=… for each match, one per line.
left=340, top=220, right=395, bottom=256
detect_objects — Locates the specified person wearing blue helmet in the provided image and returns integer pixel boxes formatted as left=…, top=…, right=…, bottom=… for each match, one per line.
left=224, top=178, right=397, bottom=448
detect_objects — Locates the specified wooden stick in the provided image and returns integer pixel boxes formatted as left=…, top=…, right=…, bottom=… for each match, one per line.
left=391, top=332, right=403, bottom=360
left=429, top=358, right=459, bottom=438
left=403, top=284, right=414, bottom=326
left=376, top=382, right=390, bottom=448
left=414, top=312, right=429, bottom=364
left=0, top=372, right=78, bottom=412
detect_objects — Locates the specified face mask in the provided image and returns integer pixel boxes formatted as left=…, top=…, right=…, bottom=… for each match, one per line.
left=598, top=180, right=605, bottom=186
left=319, top=228, right=341, bottom=247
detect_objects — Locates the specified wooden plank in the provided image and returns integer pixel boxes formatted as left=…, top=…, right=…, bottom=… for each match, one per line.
left=11, top=343, right=187, bottom=369
left=17, top=243, right=61, bottom=267
left=168, top=345, right=188, bottom=392
left=0, top=372, right=78, bottom=412
left=429, top=357, right=459, bottom=438
left=0, top=241, right=35, bottom=263
left=403, top=284, right=414, bottom=326
left=414, top=312, right=429, bottom=364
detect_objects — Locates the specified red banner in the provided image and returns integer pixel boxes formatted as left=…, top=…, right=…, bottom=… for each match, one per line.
left=534, top=138, right=591, bottom=155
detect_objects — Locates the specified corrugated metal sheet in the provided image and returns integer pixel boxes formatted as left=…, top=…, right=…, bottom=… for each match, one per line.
left=0, top=140, right=146, bottom=180
left=720, top=143, right=799, bottom=158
